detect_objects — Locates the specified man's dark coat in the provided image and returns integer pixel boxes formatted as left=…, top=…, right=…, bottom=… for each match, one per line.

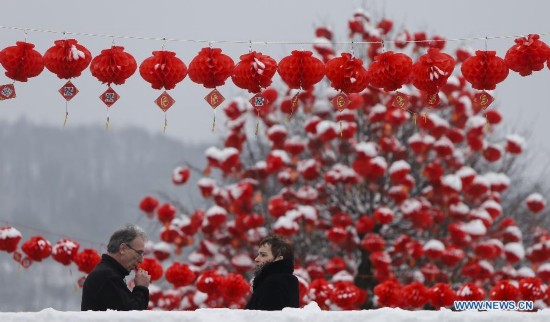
left=81, top=254, right=149, bottom=311
left=245, top=259, right=299, bottom=310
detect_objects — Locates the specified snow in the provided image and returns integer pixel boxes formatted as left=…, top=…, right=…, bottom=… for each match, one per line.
left=0, top=226, right=22, bottom=239
left=423, top=239, right=445, bottom=252
left=389, top=160, right=410, bottom=174
left=466, top=115, right=487, bottom=131
left=537, top=263, right=550, bottom=274
left=449, top=202, right=469, bottom=215
left=355, top=142, right=378, bottom=157
left=205, top=205, right=227, bottom=217
left=267, top=124, right=287, bottom=136
left=517, top=267, right=536, bottom=278
left=442, top=174, right=462, bottom=191
left=205, top=147, right=239, bottom=162
left=400, top=199, right=422, bottom=215
left=331, top=270, right=354, bottom=282
left=198, top=177, right=216, bottom=188
left=526, top=193, right=545, bottom=203
left=298, top=206, right=318, bottom=221
left=504, top=226, right=522, bottom=239
left=504, top=243, right=525, bottom=260
left=427, top=113, right=449, bottom=129
left=461, top=220, right=487, bottom=236
left=370, top=156, right=387, bottom=169
left=2, top=306, right=548, bottom=321
left=273, top=216, right=299, bottom=230
left=271, top=150, right=291, bottom=164
left=313, top=37, right=333, bottom=49
left=153, top=242, right=171, bottom=253
left=231, top=254, right=253, bottom=266
left=456, top=166, right=476, bottom=178
left=506, top=134, right=526, bottom=148
left=316, top=120, right=338, bottom=135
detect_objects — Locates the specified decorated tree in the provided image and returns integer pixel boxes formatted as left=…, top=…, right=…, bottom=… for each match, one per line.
left=2, top=7, right=550, bottom=311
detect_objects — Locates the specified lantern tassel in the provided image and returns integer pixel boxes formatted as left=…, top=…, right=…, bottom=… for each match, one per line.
left=63, top=100, right=69, bottom=127
left=211, top=110, right=216, bottom=133
left=255, top=110, right=260, bottom=136
left=339, top=120, right=343, bottom=137
left=105, top=115, right=110, bottom=130
left=163, top=113, right=168, bottom=133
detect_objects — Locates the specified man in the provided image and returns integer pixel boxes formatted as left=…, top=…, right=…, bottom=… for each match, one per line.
left=81, top=224, right=151, bottom=311
left=245, top=235, right=299, bottom=310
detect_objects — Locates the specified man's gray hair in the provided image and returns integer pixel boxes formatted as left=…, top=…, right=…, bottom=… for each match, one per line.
left=106, top=224, right=146, bottom=254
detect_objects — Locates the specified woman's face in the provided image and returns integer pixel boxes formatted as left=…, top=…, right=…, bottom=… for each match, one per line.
left=254, top=244, right=275, bottom=268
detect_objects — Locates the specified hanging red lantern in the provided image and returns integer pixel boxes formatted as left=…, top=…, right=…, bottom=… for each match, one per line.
left=165, top=262, right=196, bottom=287
left=455, top=283, right=486, bottom=301
left=188, top=47, right=234, bottom=89
left=0, top=41, right=44, bottom=82
left=21, top=236, right=52, bottom=262
left=0, top=226, right=22, bottom=253
left=325, top=52, right=369, bottom=94
left=74, top=249, right=101, bottom=274
left=139, top=50, right=187, bottom=90
left=428, top=283, right=455, bottom=308
left=374, top=280, right=402, bottom=307
left=90, top=46, right=137, bottom=85
left=368, top=51, right=412, bottom=92
left=221, top=273, right=250, bottom=304
left=411, top=48, right=455, bottom=103
left=277, top=50, right=325, bottom=90
left=196, top=270, right=223, bottom=295
left=138, top=258, right=164, bottom=282
left=489, top=280, right=519, bottom=301
left=461, top=50, right=508, bottom=90
left=172, top=166, right=190, bottom=185
left=44, top=39, right=92, bottom=79
left=402, top=282, right=429, bottom=309
left=52, top=239, right=80, bottom=265
left=231, top=51, right=277, bottom=93
left=505, top=34, right=550, bottom=76
left=139, top=195, right=159, bottom=218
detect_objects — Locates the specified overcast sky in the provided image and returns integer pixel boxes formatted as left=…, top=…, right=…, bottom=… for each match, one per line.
left=2, top=0, right=550, bottom=168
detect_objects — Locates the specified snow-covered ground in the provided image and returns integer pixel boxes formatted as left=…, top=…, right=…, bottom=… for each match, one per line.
left=1, top=304, right=549, bottom=322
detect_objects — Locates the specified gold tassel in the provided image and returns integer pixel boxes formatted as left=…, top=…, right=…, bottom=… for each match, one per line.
left=63, top=101, right=68, bottom=127
left=163, top=113, right=168, bottom=133
left=105, top=116, right=110, bottom=130
left=211, top=113, right=216, bottom=132
left=339, top=120, right=343, bottom=137
left=413, top=113, right=417, bottom=125
left=255, top=120, right=260, bottom=136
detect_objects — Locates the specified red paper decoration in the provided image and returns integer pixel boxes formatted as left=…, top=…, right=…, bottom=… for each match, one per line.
left=139, top=50, right=187, bottom=90
left=0, top=41, right=44, bottom=82
left=505, top=34, right=550, bottom=76
left=325, top=52, right=369, bottom=93
left=220, top=273, right=250, bottom=303
left=232, top=51, right=277, bottom=93
left=138, top=258, right=164, bottom=281
left=368, top=51, right=413, bottom=92
left=21, top=236, right=52, bottom=262
left=52, top=239, right=80, bottom=265
left=74, top=248, right=101, bottom=274
left=188, top=47, right=234, bottom=88
left=43, top=39, right=92, bottom=79
left=90, top=46, right=137, bottom=85
left=461, top=51, right=509, bottom=90
left=411, top=48, right=456, bottom=97
left=277, top=50, right=325, bottom=89
left=0, top=226, right=22, bottom=253
left=165, top=262, right=196, bottom=287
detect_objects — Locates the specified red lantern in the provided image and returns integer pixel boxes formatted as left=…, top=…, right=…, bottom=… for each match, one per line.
left=525, top=193, right=546, bottom=213
left=428, top=283, right=455, bottom=308
left=411, top=48, right=456, bottom=96
left=231, top=51, right=277, bottom=93
left=157, top=203, right=177, bottom=224
left=505, top=34, right=550, bottom=76
left=188, top=47, right=234, bottom=88
left=374, top=280, right=402, bottom=307
left=402, top=282, right=429, bottom=309
left=139, top=50, right=187, bottom=90
left=43, top=39, right=92, bottom=79
left=489, top=280, right=519, bottom=301
left=21, top=236, right=51, bottom=262
left=518, top=277, right=546, bottom=301
left=74, top=249, right=101, bottom=274
left=277, top=50, right=325, bottom=89
left=330, top=281, right=364, bottom=310
left=0, top=41, right=44, bottom=82
left=221, top=273, right=250, bottom=304
left=165, top=262, right=196, bottom=287
left=172, top=166, right=191, bottom=185
left=138, top=258, right=164, bottom=282
left=52, top=239, right=80, bottom=265
left=90, top=46, right=137, bottom=85
left=0, top=226, right=22, bottom=253
left=196, top=270, right=223, bottom=295
left=325, top=53, right=369, bottom=93
left=139, top=195, right=159, bottom=216
left=461, top=51, right=508, bottom=90
left=455, top=283, right=486, bottom=301
left=368, top=51, right=413, bottom=92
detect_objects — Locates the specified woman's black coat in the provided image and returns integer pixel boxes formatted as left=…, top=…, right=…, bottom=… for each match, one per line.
left=81, top=254, right=149, bottom=311
left=245, top=259, right=299, bottom=310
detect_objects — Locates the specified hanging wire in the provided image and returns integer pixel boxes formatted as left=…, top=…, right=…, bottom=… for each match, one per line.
left=1, top=25, right=548, bottom=46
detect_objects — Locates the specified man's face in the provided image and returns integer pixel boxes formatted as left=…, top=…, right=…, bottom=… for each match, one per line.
left=119, top=237, right=145, bottom=272
left=254, top=244, right=276, bottom=268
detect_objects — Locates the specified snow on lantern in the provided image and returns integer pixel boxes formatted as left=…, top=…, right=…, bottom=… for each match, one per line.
left=506, top=134, right=526, bottom=155
left=188, top=47, right=234, bottom=130
left=90, top=46, right=137, bottom=128
left=423, top=239, right=445, bottom=260
left=373, top=280, right=402, bottom=307
left=0, top=41, right=44, bottom=101
left=171, top=166, right=191, bottom=185
left=21, top=236, right=52, bottom=265
left=489, top=280, right=519, bottom=301
left=0, top=226, right=22, bottom=253
left=455, top=283, right=486, bottom=301
left=518, top=277, right=547, bottom=301
left=525, top=193, right=546, bottom=213
left=231, top=253, right=254, bottom=272
left=139, top=50, right=187, bottom=131
left=504, top=242, right=525, bottom=263
left=51, top=239, right=80, bottom=265
left=153, top=241, right=171, bottom=262
left=401, top=282, right=429, bottom=309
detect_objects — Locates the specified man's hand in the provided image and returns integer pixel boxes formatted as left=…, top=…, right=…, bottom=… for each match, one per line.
left=134, top=268, right=151, bottom=287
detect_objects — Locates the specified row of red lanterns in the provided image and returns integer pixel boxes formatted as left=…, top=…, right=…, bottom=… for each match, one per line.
left=1, top=35, right=549, bottom=113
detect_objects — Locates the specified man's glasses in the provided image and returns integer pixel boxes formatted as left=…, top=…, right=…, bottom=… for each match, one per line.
left=124, top=243, right=145, bottom=257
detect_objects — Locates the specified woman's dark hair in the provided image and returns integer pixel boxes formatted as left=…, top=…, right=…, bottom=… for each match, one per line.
left=259, top=235, right=294, bottom=262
